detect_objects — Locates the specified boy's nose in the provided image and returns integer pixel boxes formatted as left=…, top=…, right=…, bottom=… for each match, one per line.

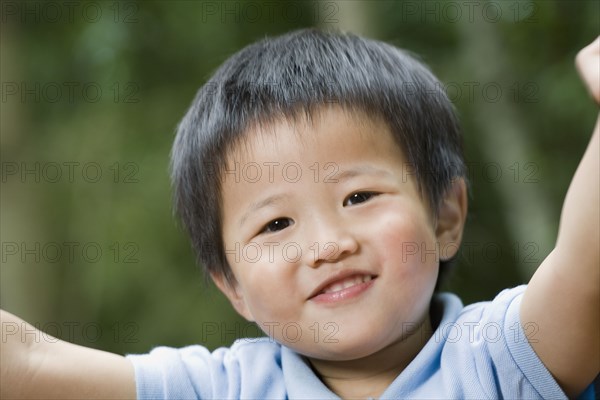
left=304, top=218, right=359, bottom=268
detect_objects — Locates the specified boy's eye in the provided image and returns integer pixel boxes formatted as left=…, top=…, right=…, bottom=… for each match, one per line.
left=343, top=191, right=379, bottom=207
left=260, top=218, right=293, bottom=234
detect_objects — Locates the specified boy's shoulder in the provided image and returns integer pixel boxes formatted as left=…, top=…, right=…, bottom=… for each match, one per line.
left=432, top=285, right=528, bottom=339
left=440, top=285, right=597, bottom=399
left=127, top=337, right=287, bottom=399
left=382, top=284, right=568, bottom=398
left=455, top=284, right=527, bottom=318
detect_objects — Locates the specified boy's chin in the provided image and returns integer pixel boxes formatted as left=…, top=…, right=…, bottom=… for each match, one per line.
left=284, top=336, right=391, bottom=362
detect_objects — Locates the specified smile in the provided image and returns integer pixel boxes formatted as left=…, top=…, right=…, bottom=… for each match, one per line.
left=321, top=274, right=373, bottom=294
left=309, top=273, right=376, bottom=304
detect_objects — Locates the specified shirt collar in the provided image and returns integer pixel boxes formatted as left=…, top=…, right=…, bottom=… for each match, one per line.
left=281, top=292, right=464, bottom=399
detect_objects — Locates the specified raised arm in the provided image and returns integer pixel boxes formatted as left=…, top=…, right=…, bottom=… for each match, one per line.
left=521, top=37, right=600, bottom=398
left=1, top=309, right=136, bottom=399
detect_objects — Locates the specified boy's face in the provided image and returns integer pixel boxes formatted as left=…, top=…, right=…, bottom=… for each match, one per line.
left=216, top=106, right=465, bottom=361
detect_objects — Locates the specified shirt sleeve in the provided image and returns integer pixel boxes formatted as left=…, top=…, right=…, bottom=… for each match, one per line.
left=459, top=285, right=568, bottom=399
left=488, top=290, right=598, bottom=400
left=127, top=346, right=205, bottom=400
left=126, top=339, right=285, bottom=400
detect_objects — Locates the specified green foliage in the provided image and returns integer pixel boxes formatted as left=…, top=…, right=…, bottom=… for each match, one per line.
left=1, top=0, right=598, bottom=353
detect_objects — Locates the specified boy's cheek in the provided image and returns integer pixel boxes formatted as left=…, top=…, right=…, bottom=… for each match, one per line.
left=377, top=215, right=439, bottom=268
left=238, top=264, right=298, bottom=311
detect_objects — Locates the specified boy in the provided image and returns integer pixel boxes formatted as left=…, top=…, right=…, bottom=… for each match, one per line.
left=1, top=29, right=598, bottom=399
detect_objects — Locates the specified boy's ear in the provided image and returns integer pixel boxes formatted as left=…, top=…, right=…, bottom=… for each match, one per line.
left=211, top=272, right=254, bottom=322
left=435, top=178, right=468, bottom=261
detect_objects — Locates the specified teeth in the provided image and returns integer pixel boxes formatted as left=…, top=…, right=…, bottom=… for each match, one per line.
left=322, top=275, right=372, bottom=294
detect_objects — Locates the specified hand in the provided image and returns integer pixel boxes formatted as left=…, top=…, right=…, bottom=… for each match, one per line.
left=576, top=37, right=600, bottom=105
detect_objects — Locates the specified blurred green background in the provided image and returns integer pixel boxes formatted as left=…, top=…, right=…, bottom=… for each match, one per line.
left=1, top=0, right=598, bottom=354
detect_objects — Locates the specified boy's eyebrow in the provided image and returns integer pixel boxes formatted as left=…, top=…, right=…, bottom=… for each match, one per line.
left=238, top=194, right=289, bottom=227
left=334, top=165, right=392, bottom=182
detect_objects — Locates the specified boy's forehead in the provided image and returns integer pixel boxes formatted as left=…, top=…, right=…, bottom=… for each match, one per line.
left=225, top=105, right=397, bottom=164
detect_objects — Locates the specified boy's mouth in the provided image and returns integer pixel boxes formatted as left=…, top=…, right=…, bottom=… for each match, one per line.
left=320, top=274, right=373, bottom=294
left=308, top=272, right=377, bottom=301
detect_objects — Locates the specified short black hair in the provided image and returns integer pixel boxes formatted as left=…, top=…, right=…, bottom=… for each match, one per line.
left=171, top=28, right=465, bottom=287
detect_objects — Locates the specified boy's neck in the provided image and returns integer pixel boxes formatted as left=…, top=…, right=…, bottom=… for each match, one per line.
left=307, top=315, right=433, bottom=399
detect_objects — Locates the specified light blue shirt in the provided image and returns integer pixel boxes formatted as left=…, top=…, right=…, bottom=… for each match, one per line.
left=127, top=286, right=597, bottom=399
